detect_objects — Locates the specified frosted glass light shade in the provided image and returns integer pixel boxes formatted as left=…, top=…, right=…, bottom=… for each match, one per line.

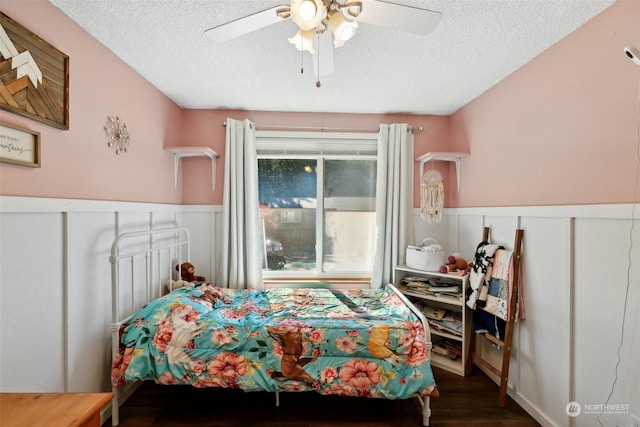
left=327, top=11, right=357, bottom=47
left=288, top=29, right=316, bottom=53
left=298, top=1, right=317, bottom=20
left=290, top=0, right=324, bottom=30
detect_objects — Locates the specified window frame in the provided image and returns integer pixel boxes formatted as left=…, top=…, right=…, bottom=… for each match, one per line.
left=256, top=130, right=378, bottom=281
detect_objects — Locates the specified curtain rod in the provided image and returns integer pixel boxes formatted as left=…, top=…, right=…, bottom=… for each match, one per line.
left=222, top=121, right=423, bottom=133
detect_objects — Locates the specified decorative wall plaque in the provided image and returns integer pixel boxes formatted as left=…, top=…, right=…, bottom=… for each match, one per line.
left=0, top=121, right=41, bottom=167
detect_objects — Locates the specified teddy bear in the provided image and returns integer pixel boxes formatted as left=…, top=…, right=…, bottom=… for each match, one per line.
left=439, top=254, right=471, bottom=275
left=168, top=279, right=193, bottom=291
left=176, top=262, right=206, bottom=283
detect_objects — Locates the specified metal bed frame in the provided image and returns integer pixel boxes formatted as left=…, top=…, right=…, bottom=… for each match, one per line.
left=109, top=227, right=434, bottom=426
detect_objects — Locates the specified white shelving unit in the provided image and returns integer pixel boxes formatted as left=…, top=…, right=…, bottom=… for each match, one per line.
left=416, top=152, right=468, bottom=192
left=164, top=147, right=219, bottom=190
left=393, top=265, right=470, bottom=376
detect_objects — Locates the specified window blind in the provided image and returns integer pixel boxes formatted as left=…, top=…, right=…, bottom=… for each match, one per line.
left=255, top=131, right=378, bottom=156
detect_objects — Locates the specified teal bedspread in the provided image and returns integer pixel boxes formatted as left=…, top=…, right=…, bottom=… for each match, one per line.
left=111, top=285, right=438, bottom=399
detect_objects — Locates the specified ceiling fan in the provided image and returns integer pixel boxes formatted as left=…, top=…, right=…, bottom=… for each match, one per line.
left=204, top=0, right=442, bottom=86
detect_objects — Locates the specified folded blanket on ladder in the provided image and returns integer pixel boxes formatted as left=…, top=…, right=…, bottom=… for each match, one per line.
left=483, top=249, right=512, bottom=321
left=466, top=242, right=503, bottom=310
left=468, top=240, right=526, bottom=340
left=472, top=248, right=526, bottom=339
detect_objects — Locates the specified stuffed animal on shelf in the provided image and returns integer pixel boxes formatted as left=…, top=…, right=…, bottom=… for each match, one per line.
left=440, top=254, right=471, bottom=275
left=176, top=262, right=206, bottom=283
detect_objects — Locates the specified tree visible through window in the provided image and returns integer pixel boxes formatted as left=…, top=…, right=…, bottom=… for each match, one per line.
left=258, top=157, right=376, bottom=277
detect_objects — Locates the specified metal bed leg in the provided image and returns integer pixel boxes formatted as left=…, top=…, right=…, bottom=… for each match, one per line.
left=420, top=395, right=431, bottom=426
left=275, top=391, right=280, bottom=407
left=111, top=387, right=120, bottom=426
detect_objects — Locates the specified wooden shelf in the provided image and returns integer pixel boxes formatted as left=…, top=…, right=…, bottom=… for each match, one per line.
left=416, top=151, right=468, bottom=192
left=164, top=147, right=219, bottom=190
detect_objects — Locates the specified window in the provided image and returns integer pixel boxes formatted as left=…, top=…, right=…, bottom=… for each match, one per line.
left=256, top=131, right=377, bottom=278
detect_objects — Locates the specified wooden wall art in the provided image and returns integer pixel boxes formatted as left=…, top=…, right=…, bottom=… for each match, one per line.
left=0, top=12, right=69, bottom=129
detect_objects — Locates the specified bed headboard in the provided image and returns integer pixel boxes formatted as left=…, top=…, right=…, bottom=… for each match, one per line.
left=109, top=227, right=191, bottom=329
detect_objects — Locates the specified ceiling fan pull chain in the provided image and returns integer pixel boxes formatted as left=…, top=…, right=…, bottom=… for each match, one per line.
left=316, top=33, right=321, bottom=88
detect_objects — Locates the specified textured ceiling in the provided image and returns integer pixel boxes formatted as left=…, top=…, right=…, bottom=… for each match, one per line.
left=49, top=0, right=615, bottom=115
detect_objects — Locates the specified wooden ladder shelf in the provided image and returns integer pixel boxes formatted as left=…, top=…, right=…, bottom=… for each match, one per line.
left=465, top=226, right=524, bottom=407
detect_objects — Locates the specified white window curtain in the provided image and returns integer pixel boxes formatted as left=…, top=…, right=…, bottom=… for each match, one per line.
left=371, top=123, right=414, bottom=289
left=216, top=118, right=263, bottom=289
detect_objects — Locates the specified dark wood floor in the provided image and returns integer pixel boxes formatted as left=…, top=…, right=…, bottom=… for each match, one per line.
left=109, top=367, right=540, bottom=427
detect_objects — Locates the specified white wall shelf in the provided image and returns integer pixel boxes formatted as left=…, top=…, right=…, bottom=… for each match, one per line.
left=416, top=152, right=468, bottom=192
left=165, top=147, right=219, bottom=190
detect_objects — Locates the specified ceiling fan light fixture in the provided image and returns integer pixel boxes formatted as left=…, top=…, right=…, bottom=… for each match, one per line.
left=288, top=29, right=316, bottom=53
left=290, top=0, right=324, bottom=30
left=327, top=11, right=357, bottom=47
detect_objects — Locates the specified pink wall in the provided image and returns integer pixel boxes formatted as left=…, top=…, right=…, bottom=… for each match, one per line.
left=0, top=1, right=184, bottom=204
left=178, top=109, right=450, bottom=206
left=449, top=0, right=640, bottom=207
left=4, top=1, right=634, bottom=209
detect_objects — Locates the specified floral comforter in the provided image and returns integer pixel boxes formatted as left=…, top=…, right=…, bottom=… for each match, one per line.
left=111, top=284, right=438, bottom=399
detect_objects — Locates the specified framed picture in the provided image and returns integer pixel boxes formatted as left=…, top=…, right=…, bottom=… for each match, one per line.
left=0, top=12, right=70, bottom=129
left=0, top=122, right=41, bottom=168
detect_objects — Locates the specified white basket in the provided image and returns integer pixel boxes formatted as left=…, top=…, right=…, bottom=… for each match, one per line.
left=406, top=238, right=445, bottom=272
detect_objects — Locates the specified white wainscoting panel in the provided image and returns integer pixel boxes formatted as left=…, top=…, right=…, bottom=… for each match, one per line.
left=66, top=212, right=115, bottom=392
left=413, top=213, right=449, bottom=253
left=2, top=197, right=637, bottom=427
left=439, top=205, right=639, bottom=427
left=0, top=197, right=193, bottom=394
left=573, top=218, right=639, bottom=427
left=182, top=207, right=221, bottom=284
left=454, top=214, right=485, bottom=258
left=517, top=216, right=571, bottom=426
left=0, top=212, right=65, bottom=392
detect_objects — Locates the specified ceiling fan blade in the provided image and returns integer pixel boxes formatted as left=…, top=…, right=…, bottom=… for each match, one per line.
left=204, top=6, right=287, bottom=42
left=312, top=32, right=335, bottom=79
left=356, top=0, right=442, bottom=36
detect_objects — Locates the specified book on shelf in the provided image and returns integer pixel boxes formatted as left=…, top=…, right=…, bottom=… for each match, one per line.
left=422, top=306, right=446, bottom=320
left=433, top=338, right=462, bottom=360
left=411, top=301, right=463, bottom=337
left=428, top=317, right=463, bottom=337
left=399, top=278, right=462, bottom=299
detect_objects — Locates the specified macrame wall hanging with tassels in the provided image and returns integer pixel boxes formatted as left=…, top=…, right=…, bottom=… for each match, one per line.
left=420, top=169, right=444, bottom=224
